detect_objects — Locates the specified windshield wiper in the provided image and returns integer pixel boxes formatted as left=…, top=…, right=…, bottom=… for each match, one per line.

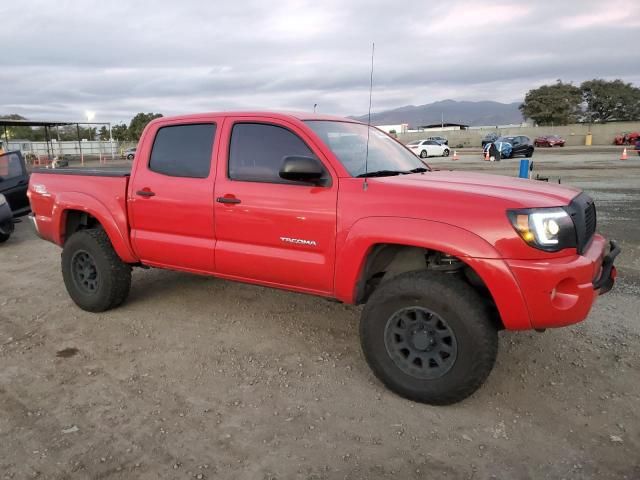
left=356, top=167, right=429, bottom=178
left=356, top=170, right=404, bottom=178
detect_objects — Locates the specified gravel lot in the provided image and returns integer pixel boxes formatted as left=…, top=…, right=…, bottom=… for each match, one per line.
left=1, top=149, right=639, bottom=479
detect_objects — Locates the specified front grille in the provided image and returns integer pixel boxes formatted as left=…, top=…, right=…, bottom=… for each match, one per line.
left=567, top=193, right=597, bottom=254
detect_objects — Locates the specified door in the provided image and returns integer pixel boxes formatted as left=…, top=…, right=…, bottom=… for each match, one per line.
left=213, top=119, right=338, bottom=294
left=128, top=121, right=219, bottom=273
left=512, top=136, right=528, bottom=156
left=0, top=151, right=29, bottom=216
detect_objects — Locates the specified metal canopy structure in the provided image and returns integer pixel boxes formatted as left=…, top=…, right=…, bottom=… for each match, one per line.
left=0, top=119, right=114, bottom=164
left=0, top=119, right=74, bottom=128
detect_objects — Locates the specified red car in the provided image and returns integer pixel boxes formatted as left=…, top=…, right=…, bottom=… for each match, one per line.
left=534, top=135, right=566, bottom=147
left=27, top=111, right=619, bottom=405
left=614, top=132, right=640, bottom=145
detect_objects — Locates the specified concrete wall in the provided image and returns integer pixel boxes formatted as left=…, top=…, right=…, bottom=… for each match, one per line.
left=397, top=121, right=640, bottom=147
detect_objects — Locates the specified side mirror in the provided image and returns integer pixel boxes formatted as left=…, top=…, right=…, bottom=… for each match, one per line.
left=279, top=155, right=326, bottom=184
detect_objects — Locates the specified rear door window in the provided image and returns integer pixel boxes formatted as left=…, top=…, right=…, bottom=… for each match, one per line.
left=149, top=124, right=216, bottom=178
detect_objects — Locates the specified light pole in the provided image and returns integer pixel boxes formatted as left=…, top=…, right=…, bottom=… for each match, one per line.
left=85, top=111, right=96, bottom=163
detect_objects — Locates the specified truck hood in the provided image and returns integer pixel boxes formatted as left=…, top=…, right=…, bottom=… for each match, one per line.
left=375, top=170, right=580, bottom=207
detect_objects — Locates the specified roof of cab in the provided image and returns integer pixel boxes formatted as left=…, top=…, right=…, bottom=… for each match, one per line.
left=150, top=111, right=364, bottom=124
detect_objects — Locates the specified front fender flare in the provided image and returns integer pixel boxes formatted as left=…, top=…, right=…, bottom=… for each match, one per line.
left=335, top=217, right=531, bottom=330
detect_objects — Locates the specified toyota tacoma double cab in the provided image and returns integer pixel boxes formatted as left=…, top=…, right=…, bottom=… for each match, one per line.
left=28, top=112, right=619, bottom=405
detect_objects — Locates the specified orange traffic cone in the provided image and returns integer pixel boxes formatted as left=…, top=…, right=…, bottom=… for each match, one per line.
left=620, top=148, right=628, bottom=160
left=484, top=149, right=490, bottom=161
left=452, top=150, right=459, bottom=161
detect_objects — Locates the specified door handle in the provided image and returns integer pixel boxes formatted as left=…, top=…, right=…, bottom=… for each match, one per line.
left=216, top=196, right=241, bottom=204
left=136, top=190, right=156, bottom=197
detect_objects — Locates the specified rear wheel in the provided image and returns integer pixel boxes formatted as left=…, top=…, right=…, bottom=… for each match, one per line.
left=62, top=228, right=132, bottom=312
left=127, top=154, right=134, bottom=160
left=420, top=150, right=428, bottom=159
left=360, top=271, right=498, bottom=405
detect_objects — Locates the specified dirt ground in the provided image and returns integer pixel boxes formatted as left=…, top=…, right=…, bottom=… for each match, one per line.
left=1, top=149, right=639, bottom=479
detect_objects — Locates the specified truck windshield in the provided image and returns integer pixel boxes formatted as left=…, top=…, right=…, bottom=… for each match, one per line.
left=305, top=121, right=428, bottom=177
left=0, top=152, right=24, bottom=181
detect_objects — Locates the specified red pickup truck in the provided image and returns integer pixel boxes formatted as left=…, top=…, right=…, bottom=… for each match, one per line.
left=28, top=112, right=620, bottom=405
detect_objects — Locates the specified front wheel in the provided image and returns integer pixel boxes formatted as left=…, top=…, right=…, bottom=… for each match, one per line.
left=62, top=228, right=132, bottom=312
left=443, top=149, right=450, bottom=157
left=420, top=150, right=428, bottom=159
left=526, top=148, right=534, bottom=157
left=0, top=232, right=10, bottom=243
left=360, top=271, right=498, bottom=405
left=127, top=154, right=134, bottom=160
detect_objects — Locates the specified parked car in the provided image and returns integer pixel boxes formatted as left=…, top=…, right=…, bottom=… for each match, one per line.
left=123, top=147, right=136, bottom=160
left=0, top=193, right=15, bottom=243
left=407, top=139, right=450, bottom=158
left=0, top=150, right=30, bottom=217
left=426, top=136, right=448, bottom=145
left=535, top=135, right=566, bottom=147
left=28, top=111, right=619, bottom=405
left=481, top=132, right=499, bottom=147
left=635, top=139, right=640, bottom=156
left=614, top=132, right=640, bottom=145
left=494, top=135, right=534, bottom=158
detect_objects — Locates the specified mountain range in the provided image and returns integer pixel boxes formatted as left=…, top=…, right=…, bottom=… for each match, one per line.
left=352, top=100, right=524, bottom=127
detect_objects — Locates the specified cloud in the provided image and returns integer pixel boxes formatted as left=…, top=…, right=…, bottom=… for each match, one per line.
left=0, top=0, right=638, bottom=122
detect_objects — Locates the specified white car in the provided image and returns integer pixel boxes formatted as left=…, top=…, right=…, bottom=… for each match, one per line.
left=406, top=139, right=450, bottom=158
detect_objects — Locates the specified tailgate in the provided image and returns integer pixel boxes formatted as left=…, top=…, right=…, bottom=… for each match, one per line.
left=29, top=170, right=130, bottom=245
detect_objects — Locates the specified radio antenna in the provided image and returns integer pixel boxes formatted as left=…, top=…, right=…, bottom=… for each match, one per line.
left=363, top=41, right=375, bottom=191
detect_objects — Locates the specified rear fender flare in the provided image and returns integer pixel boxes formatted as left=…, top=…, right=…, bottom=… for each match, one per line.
left=52, top=192, right=138, bottom=263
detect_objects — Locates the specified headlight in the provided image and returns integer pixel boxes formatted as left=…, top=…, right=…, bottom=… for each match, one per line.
left=0, top=194, right=6, bottom=206
left=507, top=207, right=576, bottom=252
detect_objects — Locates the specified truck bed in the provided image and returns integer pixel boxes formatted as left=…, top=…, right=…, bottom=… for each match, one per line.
left=32, top=166, right=130, bottom=177
left=29, top=168, right=131, bottom=249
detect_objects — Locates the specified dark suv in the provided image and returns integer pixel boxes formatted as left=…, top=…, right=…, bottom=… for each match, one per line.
left=0, top=151, right=30, bottom=217
left=496, top=135, right=534, bottom=158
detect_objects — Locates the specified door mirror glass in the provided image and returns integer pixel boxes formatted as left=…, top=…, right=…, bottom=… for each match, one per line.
left=279, top=155, right=325, bottom=184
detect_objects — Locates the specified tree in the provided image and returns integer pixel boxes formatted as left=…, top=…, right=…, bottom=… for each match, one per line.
left=111, top=123, right=128, bottom=142
left=581, top=79, right=640, bottom=122
left=520, top=81, right=583, bottom=125
left=0, top=114, right=38, bottom=140
left=98, top=126, right=110, bottom=140
left=127, top=112, right=163, bottom=141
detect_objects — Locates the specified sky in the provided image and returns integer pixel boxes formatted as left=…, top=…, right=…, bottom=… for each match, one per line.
left=1, top=0, right=639, bottom=124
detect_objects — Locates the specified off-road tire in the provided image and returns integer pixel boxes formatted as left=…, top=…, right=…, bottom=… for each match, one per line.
left=360, top=270, right=498, bottom=405
left=61, top=228, right=132, bottom=312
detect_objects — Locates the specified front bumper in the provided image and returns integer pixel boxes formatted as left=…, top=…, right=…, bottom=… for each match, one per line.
left=505, top=234, right=619, bottom=329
